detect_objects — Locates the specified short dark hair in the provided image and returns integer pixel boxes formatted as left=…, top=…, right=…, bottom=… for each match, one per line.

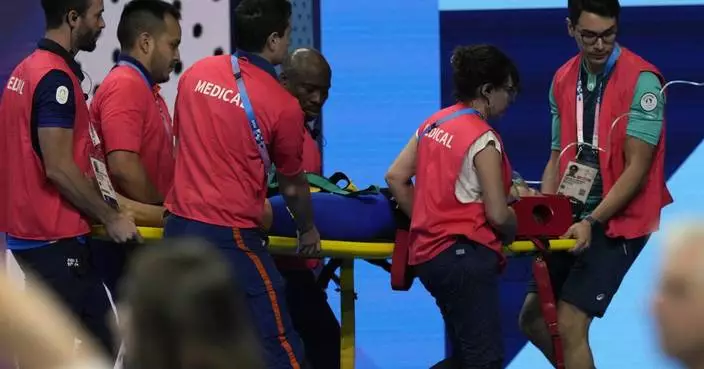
left=568, top=0, right=620, bottom=24
left=234, top=0, right=292, bottom=52
left=117, top=0, right=181, bottom=51
left=451, top=44, right=520, bottom=102
left=41, top=0, right=90, bottom=30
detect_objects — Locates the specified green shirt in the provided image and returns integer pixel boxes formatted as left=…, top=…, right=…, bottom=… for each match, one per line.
left=549, top=66, right=665, bottom=218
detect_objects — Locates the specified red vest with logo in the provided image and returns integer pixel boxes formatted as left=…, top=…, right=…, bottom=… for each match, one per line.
left=0, top=50, right=92, bottom=239
left=409, top=104, right=513, bottom=266
left=553, top=47, right=673, bottom=239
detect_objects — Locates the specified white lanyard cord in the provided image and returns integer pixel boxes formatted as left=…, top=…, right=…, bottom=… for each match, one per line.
left=528, top=79, right=704, bottom=185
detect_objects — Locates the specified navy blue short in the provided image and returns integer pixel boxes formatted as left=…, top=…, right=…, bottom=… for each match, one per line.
left=91, top=239, right=139, bottom=302
left=526, top=223, right=648, bottom=318
left=415, top=239, right=503, bottom=369
left=11, top=237, right=115, bottom=357
left=164, top=214, right=306, bottom=369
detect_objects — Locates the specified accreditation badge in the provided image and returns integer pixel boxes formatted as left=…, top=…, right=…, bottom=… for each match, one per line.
left=556, top=160, right=598, bottom=204
left=88, top=123, right=119, bottom=209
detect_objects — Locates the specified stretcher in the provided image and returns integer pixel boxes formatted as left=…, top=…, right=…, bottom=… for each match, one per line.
left=92, top=224, right=576, bottom=369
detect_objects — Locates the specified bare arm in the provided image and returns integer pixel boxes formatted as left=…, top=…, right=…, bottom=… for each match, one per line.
left=39, top=127, right=117, bottom=224
left=590, top=137, right=655, bottom=223
left=385, top=135, right=418, bottom=217
left=116, top=193, right=165, bottom=227
left=277, top=172, right=315, bottom=233
left=0, top=273, right=110, bottom=368
left=541, top=150, right=560, bottom=194
left=475, top=143, right=517, bottom=243
left=107, top=151, right=163, bottom=204
left=272, top=103, right=316, bottom=235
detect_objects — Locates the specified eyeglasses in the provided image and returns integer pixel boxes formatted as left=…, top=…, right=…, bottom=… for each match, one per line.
left=576, top=27, right=617, bottom=46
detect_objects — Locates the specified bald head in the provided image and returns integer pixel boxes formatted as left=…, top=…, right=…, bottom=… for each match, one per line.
left=283, top=48, right=331, bottom=77
left=281, top=48, right=331, bottom=118
left=653, top=220, right=704, bottom=367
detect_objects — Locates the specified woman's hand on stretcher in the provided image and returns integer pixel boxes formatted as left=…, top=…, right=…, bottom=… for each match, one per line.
left=509, top=183, right=543, bottom=202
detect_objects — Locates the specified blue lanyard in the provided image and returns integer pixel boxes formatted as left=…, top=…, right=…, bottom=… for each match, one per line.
left=420, top=108, right=481, bottom=139
left=231, top=54, right=272, bottom=173
left=575, top=44, right=621, bottom=147
left=117, top=60, right=151, bottom=87
left=117, top=60, right=173, bottom=140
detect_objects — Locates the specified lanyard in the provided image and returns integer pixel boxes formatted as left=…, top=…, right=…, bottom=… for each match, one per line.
left=576, top=44, right=621, bottom=149
left=117, top=61, right=173, bottom=142
left=420, top=108, right=481, bottom=139
left=231, top=54, right=272, bottom=174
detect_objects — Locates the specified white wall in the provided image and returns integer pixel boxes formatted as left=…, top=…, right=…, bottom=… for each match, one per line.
left=77, top=0, right=232, bottom=114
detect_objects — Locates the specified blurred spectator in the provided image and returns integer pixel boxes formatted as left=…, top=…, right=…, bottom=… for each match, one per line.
left=119, top=239, right=263, bottom=369
left=653, top=220, right=704, bottom=369
left=0, top=270, right=111, bottom=369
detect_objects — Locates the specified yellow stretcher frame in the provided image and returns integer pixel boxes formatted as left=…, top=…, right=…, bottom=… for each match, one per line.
left=93, top=226, right=576, bottom=369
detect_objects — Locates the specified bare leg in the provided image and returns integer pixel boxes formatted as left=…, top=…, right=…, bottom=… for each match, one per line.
left=518, top=293, right=557, bottom=366
left=557, top=301, right=594, bottom=369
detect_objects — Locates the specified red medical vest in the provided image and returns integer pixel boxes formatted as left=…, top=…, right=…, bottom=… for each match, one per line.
left=0, top=50, right=92, bottom=239
left=165, top=55, right=305, bottom=229
left=90, top=64, right=175, bottom=197
left=552, top=47, right=673, bottom=239
left=409, top=104, right=513, bottom=267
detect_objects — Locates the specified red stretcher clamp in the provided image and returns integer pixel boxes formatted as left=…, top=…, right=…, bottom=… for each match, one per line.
left=514, top=196, right=572, bottom=369
left=528, top=237, right=565, bottom=369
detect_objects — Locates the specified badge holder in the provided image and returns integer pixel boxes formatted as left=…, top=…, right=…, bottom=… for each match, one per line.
left=556, top=142, right=603, bottom=220
left=88, top=123, right=120, bottom=209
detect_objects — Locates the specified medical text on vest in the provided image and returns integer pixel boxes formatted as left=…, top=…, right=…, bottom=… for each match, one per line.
left=6, top=77, right=25, bottom=95
left=424, top=127, right=454, bottom=149
left=194, top=79, right=245, bottom=108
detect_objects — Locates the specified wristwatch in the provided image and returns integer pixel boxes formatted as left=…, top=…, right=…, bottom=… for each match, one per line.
left=583, top=214, right=599, bottom=226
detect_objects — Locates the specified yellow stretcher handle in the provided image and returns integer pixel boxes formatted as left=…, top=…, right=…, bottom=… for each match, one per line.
left=91, top=226, right=575, bottom=369
left=91, top=226, right=576, bottom=257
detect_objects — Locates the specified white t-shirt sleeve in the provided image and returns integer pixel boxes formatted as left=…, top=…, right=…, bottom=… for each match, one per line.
left=455, top=131, right=502, bottom=203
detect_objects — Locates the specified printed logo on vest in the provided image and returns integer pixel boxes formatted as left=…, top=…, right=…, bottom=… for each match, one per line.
left=639, top=92, right=658, bottom=112
left=56, top=85, right=69, bottom=105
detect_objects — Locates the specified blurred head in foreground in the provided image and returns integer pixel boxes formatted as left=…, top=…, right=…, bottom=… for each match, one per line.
left=120, top=239, right=262, bottom=369
left=653, top=220, right=704, bottom=369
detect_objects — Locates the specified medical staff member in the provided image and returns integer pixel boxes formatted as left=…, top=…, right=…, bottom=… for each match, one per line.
left=0, top=0, right=138, bottom=357
left=90, top=0, right=181, bottom=299
left=518, top=1, right=672, bottom=368
left=386, top=44, right=519, bottom=369
left=276, top=48, right=339, bottom=369
left=163, top=0, right=321, bottom=368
